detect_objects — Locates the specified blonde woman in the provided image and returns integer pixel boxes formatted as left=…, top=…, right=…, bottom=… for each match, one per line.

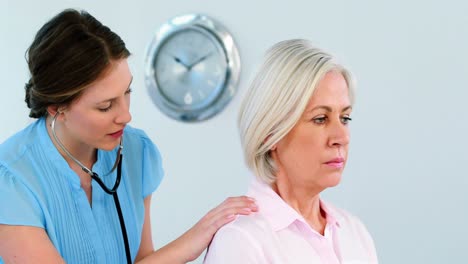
left=204, top=39, right=378, bottom=263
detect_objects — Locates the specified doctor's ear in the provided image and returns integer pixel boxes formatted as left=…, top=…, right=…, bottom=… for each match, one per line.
left=47, top=105, right=66, bottom=117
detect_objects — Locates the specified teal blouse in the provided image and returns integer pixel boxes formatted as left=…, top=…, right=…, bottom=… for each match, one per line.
left=0, top=118, right=163, bottom=263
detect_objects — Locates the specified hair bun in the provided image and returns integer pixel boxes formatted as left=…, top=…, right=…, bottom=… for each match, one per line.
left=24, top=78, right=35, bottom=112
left=25, top=78, right=34, bottom=90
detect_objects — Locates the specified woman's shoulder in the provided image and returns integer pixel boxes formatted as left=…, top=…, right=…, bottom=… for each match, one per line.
left=321, top=200, right=378, bottom=261
left=0, top=120, right=47, bottom=219
left=214, top=213, right=273, bottom=242
left=123, top=125, right=157, bottom=148
left=123, top=125, right=149, bottom=139
left=321, top=200, right=374, bottom=239
left=121, top=125, right=164, bottom=197
left=122, top=126, right=152, bottom=151
left=121, top=125, right=163, bottom=166
left=0, top=120, right=43, bottom=167
left=321, top=200, right=365, bottom=225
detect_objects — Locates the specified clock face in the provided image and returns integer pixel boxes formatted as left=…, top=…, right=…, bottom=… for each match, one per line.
left=145, top=14, right=241, bottom=122
left=153, top=27, right=228, bottom=110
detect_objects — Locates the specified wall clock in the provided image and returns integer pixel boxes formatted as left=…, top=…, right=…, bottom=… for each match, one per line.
left=145, top=14, right=241, bottom=122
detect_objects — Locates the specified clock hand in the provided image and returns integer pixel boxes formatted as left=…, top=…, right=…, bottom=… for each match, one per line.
left=172, top=55, right=190, bottom=70
left=187, top=52, right=212, bottom=70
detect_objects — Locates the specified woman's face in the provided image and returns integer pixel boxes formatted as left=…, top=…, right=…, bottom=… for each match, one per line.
left=272, top=71, right=352, bottom=192
left=58, top=59, right=133, bottom=151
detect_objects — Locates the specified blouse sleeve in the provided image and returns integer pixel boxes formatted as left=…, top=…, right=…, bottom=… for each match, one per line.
left=204, top=225, right=265, bottom=264
left=139, top=133, right=164, bottom=198
left=355, top=216, right=379, bottom=262
left=0, top=165, right=44, bottom=228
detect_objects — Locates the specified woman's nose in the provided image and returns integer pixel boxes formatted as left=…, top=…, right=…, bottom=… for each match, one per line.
left=328, top=120, right=350, bottom=147
left=115, top=100, right=132, bottom=125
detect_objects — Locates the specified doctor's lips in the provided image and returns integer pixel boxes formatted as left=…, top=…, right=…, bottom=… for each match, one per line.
left=324, top=157, right=345, bottom=168
left=108, top=129, right=124, bottom=138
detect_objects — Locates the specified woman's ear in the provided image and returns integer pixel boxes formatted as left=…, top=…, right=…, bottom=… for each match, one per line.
left=47, top=105, right=65, bottom=118
left=264, top=134, right=277, bottom=151
left=47, top=105, right=59, bottom=117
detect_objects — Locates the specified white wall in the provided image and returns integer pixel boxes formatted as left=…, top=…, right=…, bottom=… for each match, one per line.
left=2, top=0, right=468, bottom=263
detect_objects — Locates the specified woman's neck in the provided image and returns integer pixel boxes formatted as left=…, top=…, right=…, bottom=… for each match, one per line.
left=45, top=116, right=96, bottom=170
left=46, top=116, right=95, bottom=206
left=272, top=174, right=327, bottom=235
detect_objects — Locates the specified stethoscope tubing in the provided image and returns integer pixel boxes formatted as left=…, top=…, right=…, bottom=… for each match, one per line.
left=112, top=154, right=131, bottom=264
left=51, top=113, right=131, bottom=263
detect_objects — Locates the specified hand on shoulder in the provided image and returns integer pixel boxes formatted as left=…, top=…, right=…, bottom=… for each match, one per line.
left=176, top=195, right=258, bottom=262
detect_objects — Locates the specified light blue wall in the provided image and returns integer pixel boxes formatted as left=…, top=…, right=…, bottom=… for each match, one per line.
left=2, top=0, right=467, bottom=263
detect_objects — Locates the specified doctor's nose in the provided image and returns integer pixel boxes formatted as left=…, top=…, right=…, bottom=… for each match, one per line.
left=115, top=103, right=132, bottom=125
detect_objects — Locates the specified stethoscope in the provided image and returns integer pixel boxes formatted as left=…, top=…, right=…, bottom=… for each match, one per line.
left=51, top=113, right=131, bottom=264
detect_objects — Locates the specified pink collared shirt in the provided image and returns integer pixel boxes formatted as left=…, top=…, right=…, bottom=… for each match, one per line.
left=204, top=178, right=378, bottom=264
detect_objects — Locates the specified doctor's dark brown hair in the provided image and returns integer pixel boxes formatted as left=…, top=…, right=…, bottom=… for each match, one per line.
left=24, top=9, right=131, bottom=118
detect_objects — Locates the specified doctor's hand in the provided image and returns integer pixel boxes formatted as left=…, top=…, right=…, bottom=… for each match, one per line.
left=176, top=196, right=258, bottom=262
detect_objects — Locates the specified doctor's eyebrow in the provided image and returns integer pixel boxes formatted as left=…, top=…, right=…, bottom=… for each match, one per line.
left=97, top=76, right=133, bottom=104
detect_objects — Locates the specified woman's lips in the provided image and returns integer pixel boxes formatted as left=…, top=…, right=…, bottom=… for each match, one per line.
left=108, top=129, right=123, bottom=138
left=324, top=158, right=345, bottom=168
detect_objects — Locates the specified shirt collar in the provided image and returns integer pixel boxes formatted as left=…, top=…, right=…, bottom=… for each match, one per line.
left=247, top=177, right=341, bottom=232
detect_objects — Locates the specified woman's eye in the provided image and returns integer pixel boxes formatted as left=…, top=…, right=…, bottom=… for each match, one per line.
left=98, top=104, right=112, bottom=112
left=125, top=88, right=133, bottom=95
left=312, top=116, right=327, bottom=124
left=341, top=116, right=352, bottom=124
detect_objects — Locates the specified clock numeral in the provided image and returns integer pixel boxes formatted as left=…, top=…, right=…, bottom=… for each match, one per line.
left=184, top=92, right=193, bottom=105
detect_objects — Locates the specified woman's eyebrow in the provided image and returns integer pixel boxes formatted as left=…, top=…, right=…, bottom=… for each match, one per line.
left=306, top=105, right=352, bottom=113
left=97, top=76, right=133, bottom=104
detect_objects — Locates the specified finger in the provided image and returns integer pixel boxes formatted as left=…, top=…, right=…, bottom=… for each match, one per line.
left=206, top=196, right=257, bottom=216
left=204, top=202, right=257, bottom=221
left=205, top=205, right=257, bottom=231
left=197, top=203, right=259, bottom=240
left=208, top=207, right=254, bottom=232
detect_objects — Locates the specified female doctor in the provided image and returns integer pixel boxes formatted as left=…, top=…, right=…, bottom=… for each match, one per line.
left=0, top=9, right=257, bottom=263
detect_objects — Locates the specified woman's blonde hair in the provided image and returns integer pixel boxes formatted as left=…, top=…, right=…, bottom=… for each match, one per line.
left=238, top=39, right=355, bottom=184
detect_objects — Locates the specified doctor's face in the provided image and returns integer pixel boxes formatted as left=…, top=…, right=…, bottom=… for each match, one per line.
left=58, top=59, right=133, bottom=151
left=271, top=71, right=352, bottom=193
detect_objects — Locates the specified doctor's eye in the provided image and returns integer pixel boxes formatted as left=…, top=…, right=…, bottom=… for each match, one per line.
left=98, top=103, right=112, bottom=112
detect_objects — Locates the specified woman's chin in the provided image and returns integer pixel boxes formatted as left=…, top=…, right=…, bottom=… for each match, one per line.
left=324, top=173, right=342, bottom=188
left=98, top=141, right=121, bottom=152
